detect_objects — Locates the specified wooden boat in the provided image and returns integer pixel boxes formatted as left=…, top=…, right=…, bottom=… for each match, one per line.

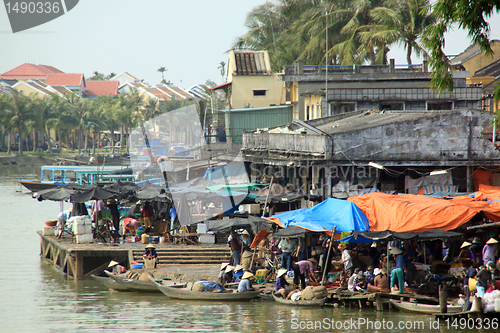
left=103, top=270, right=181, bottom=292
left=150, top=278, right=260, bottom=301
left=273, top=294, right=327, bottom=307
left=390, top=299, right=462, bottom=314
left=13, top=165, right=132, bottom=192
left=95, top=272, right=185, bottom=293
left=12, top=179, right=69, bottom=192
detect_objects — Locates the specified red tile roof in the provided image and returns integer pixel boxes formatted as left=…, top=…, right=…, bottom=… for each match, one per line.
left=45, top=73, right=84, bottom=86
left=84, top=80, right=119, bottom=97
left=1, top=63, right=63, bottom=80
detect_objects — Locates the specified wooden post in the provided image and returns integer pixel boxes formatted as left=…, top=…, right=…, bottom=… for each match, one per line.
left=463, top=285, right=470, bottom=312
left=375, top=294, right=383, bottom=311
left=439, top=285, right=448, bottom=314
left=321, top=226, right=336, bottom=285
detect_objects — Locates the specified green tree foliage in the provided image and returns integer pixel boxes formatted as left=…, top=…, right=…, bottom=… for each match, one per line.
left=423, top=0, right=500, bottom=93
left=0, top=86, right=196, bottom=154
left=366, top=0, right=435, bottom=65
left=234, top=0, right=437, bottom=69
left=0, top=92, right=32, bottom=154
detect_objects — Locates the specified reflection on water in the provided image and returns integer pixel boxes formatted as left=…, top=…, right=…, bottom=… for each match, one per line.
left=0, top=173, right=473, bottom=332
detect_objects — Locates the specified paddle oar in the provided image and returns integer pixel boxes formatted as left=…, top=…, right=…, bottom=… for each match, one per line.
left=321, top=225, right=336, bottom=286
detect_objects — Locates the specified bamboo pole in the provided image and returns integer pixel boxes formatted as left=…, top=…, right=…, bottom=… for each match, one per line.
left=321, top=226, right=337, bottom=285
left=262, top=176, right=274, bottom=216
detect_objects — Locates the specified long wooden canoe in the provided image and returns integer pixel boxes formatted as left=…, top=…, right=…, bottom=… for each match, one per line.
left=273, top=294, right=327, bottom=307
left=390, top=300, right=462, bottom=314
left=91, top=274, right=123, bottom=290
left=150, top=278, right=260, bottom=301
left=103, top=271, right=184, bottom=293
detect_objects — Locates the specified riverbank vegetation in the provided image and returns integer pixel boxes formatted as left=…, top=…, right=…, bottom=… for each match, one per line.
left=0, top=90, right=195, bottom=155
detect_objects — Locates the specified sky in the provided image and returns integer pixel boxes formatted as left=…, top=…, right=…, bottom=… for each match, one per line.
left=1, top=0, right=500, bottom=89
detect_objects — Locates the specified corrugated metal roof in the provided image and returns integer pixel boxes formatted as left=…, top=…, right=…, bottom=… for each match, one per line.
left=315, top=109, right=466, bottom=135
left=234, top=51, right=270, bottom=75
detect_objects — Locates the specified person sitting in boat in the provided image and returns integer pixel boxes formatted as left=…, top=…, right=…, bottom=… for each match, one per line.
left=475, top=261, right=495, bottom=297
left=389, top=247, right=411, bottom=294
left=57, top=208, right=72, bottom=229
left=458, top=241, right=475, bottom=261
left=292, top=258, right=318, bottom=290
left=108, top=260, right=126, bottom=274
left=221, top=265, right=235, bottom=286
left=143, top=244, right=158, bottom=266
left=275, top=268, right=290, bottom=292
left=237, top=271, right=255, bottom=293
left=217, top=263, right=230, bottom=285
left=233, top=265, right=244, bottom=282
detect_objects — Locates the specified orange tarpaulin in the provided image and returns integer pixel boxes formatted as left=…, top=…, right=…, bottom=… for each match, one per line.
left=348, top=193, right=479, bottom=232
left=349, top=185, right=500, bottom=232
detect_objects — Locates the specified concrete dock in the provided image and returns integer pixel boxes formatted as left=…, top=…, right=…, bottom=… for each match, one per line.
left=38, top=231, right=231, bottom=280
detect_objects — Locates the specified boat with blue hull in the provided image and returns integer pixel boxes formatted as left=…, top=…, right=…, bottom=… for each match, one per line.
left=13, top=165, right=133, bottom=192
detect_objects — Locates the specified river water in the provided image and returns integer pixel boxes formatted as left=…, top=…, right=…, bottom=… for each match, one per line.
left=0, top=168, right=485, bottom=332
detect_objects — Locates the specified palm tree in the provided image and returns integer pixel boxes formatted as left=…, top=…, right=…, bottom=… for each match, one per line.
left=0, top=92, right=32, bottom=155
left=47, top=94, right=69, bottom=151
left=27, top=95, right=55, bottom=152
left=65, top=92, right=90, bottom=154
left=233, top=0, right=317, bottom=70
left=0, top=94, right=14, bottom=153
left=218, top=61, right=226, bottom=83
left=365, top=0, right=435, bottom=65
left=157, top=67, right=167, bottom=83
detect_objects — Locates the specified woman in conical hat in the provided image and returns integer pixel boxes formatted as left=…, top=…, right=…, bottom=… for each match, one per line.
left=237, top=271, right=255, bottom=293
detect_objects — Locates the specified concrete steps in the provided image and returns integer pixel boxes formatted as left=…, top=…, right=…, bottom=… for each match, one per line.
left=132, top=248, right=231, bottom=265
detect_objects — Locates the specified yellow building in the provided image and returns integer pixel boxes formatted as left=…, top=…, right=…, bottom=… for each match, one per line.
left=450, top=40, right=500, bottom=78
left=226, top=50, right=285, bottom=109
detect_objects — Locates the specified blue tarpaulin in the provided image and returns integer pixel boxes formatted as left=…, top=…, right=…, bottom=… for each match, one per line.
left=268, top=198, right=370, bottom=233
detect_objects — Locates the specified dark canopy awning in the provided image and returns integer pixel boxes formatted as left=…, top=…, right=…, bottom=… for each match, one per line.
left=341, top=229, right=463, bottom=244
left=273, top=225, right=309, bottom=237
left=206, top=216, right=273, bottom=235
